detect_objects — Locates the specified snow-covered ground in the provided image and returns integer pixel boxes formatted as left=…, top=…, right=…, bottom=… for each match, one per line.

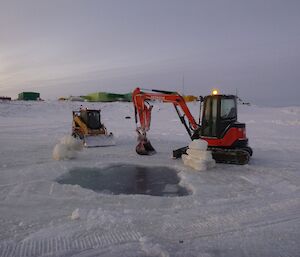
left=0, top=100, right=299, bottom=257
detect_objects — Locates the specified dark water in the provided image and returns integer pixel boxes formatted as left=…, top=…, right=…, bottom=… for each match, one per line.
left=56, top=164, right=190, bottom=197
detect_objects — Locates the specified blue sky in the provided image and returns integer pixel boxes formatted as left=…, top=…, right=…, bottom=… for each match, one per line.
left=0, top=0, right=299, bottom=106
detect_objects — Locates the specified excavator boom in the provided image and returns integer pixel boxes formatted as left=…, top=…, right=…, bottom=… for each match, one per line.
left=133, top=88, right=199, bottom=130
left=132, top=88, right=199, bottom=155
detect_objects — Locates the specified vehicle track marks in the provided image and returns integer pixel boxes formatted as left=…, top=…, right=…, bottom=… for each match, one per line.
left=0, top=230, right=142, bottom=257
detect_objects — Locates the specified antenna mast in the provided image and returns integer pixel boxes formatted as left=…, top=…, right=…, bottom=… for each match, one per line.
left=182, top=73, right=185, bottom=95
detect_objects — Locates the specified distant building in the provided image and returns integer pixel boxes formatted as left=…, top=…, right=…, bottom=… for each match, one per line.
left=18, top=92, right=40, bottom=101
left=84, top=92, right=132, bottom=102
left=0, top=96, right=11, bottom=101
left=68, top=96, right=85, bottom=102
left=58, top=97, right=68, bottom=101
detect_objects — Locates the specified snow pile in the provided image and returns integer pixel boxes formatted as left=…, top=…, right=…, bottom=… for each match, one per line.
left=70, top=208, right=80, bottom=220
left=52, top=135, right=83, bottom=160
left=182, top=139, right=215, bottom=171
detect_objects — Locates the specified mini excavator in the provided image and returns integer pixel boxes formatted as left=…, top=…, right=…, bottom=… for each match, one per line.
left=72, top=107, right=115, bottom=147
left=132, top=88, right=252, bottom=165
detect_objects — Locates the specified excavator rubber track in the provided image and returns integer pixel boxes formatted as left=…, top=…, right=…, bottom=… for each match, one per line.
left=173, top=146, right=250, bottom=165
left=209, top=148, right=250, bottom=165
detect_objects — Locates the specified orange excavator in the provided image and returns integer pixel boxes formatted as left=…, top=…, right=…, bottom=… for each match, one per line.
left=132, top=87, right=252, bottom=165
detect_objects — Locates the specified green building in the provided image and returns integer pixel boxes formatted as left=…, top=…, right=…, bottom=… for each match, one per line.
left=18, top=92, right=40, bottom=101
left=84, top=92, right=132, bottom=102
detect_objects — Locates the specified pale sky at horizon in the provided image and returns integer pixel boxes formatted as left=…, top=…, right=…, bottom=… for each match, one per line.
left=0, top=0, right=299, bottom=106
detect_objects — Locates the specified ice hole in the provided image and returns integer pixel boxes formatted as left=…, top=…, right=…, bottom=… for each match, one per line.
left=56, top=164, right=190, bottom=197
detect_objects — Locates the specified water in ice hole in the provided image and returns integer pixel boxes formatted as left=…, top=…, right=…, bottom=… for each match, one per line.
left=56, top=164, right=190, bottom=197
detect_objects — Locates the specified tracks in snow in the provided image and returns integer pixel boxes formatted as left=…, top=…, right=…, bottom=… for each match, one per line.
left=0, top=230, right=142, bottom=257
left=158, top=198, right=300, bottom=240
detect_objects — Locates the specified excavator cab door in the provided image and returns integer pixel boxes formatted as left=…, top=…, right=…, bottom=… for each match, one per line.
left=201, top=95, right=237, bottom=138
left=201, top=96, right=218, bottom=137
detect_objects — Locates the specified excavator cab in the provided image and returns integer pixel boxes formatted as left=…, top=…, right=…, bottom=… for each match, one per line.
left=196, top=94, right=252, bottom=164
left=201, top=95, right=237, bottom=138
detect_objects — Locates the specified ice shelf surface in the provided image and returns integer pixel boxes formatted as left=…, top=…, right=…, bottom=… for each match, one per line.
left=0, top=101, right=299, bottom=257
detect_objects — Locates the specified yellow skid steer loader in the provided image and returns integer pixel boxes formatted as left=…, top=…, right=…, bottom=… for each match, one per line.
left=72, top=108, right=115, bottom=147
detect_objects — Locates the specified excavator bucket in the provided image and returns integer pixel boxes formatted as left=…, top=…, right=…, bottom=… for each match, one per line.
left=135, top=129, right=156, bottom=155
left=136, top=138, right=156, bottom=155
left=84, top=133, right=115, bottom=148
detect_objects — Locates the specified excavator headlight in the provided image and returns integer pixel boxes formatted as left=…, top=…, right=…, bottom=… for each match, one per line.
left=212, top=89, right=219, bottom=95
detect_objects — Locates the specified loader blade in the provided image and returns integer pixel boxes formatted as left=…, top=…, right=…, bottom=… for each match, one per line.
left=136, top=139, right=156, bottom=155
left=84, top=134, right=115, bottom=148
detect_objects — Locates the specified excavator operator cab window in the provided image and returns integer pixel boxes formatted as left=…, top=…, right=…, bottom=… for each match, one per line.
left=220, top=98, right=237, bottom=120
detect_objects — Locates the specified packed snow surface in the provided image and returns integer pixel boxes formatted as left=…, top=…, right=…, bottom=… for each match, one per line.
left=0, top=100, right=300, bottom=257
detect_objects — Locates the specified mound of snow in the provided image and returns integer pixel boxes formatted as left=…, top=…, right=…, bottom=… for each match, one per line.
left=52, top=135, right=83, bottom=160
left=186, top=148, right=213, bottom=161
left=188, top=139, right=208, bottom=150
left=70, top=208, right=80, bottom=220
left=182, top=139, right=215, bottom=171
left=52, top=143, right=77, bottom=160
left=60, top=135, right=83, bottom=151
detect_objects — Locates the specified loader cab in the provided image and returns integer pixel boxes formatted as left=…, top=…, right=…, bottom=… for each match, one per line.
left=201, top=94, right=237, bottom=138
left=80, top=109, right=102, bottom=130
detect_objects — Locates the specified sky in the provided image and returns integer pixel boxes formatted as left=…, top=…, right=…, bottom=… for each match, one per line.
left=0, top=0, right=299, bottom=106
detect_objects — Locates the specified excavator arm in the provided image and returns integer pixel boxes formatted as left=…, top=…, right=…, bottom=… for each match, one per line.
left=132, top=87, right=200, bottom=155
